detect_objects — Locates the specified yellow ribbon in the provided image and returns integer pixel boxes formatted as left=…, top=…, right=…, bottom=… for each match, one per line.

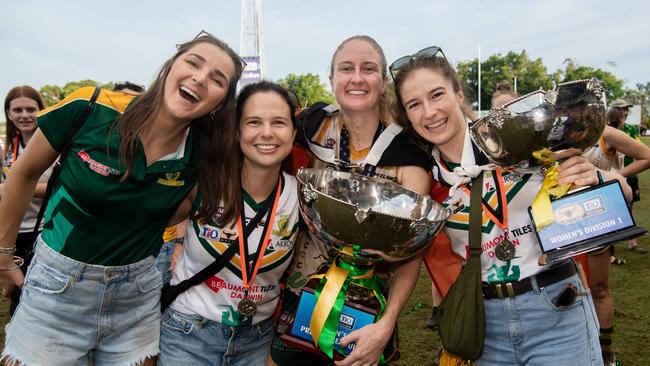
left=530, top=149, right=572, bottom=230
left=308, top=255, right=375, bottom=349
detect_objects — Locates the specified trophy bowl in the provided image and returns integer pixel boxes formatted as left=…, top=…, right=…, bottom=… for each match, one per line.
left=471, top=78, right=607, bottom=167
left=296, top=168, right=450, bottom=262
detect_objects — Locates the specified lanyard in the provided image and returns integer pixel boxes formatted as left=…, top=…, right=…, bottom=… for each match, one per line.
left=338, top=121, right=384, bottom=167
left=235, top=178, right=282, bottom=290
left=462, top=168, right=509, bottom=234
left=12, top=135, right=21, bottom=163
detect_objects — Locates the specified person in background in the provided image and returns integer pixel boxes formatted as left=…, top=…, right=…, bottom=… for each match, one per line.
left=113, top=81, right=146, bottom=95
left=610, top=98, right=646, bottom=254
left=0, top=32, right=243, bottom=365
left=1, top=86, right=52, bottom=314
left=583, top=105, right=650, bottom=365
left=491, top=81, right=519, bottom=108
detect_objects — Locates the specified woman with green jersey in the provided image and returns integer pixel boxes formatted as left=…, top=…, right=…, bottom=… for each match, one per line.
left=0, top=32, right=243, bottom=365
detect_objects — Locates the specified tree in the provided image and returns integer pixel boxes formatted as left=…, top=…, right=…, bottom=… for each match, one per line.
left=39, top=80, right=112, bottom=106
left=456, top=50, right=553, bottom=111
left=277, top=73, right=335, bottom=108
left=554, top=59, right=625, bottom=103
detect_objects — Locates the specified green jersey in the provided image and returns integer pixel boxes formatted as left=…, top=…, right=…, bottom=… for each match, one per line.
left=622, top=123, right=641, bottom=177
left=38, top=87, right=199, bottom=265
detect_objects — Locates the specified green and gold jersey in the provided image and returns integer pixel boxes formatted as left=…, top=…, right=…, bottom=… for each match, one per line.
left=38, top=87, right=199, bottom=265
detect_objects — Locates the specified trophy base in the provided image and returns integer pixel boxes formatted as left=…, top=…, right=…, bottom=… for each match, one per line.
left=280, top=278, right=381, bottom=359
left=531, top=180, right=648, bottom=266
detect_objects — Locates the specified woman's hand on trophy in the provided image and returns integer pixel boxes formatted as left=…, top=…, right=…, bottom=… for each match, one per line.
left=335, top=317, right=394, bottom=366
left=552, top=148, right=598, bottom=187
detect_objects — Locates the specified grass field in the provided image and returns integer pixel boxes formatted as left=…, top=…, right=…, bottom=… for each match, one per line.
left=1, top=139, right=649, bottom=365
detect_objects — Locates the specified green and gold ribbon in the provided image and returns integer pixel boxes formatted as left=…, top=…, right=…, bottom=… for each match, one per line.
left=309, top=247, right=387, bottom=359
left=531, top=149, right=572, bottom=230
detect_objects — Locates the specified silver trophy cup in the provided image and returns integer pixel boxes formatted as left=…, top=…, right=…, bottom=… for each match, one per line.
left=296, top=168, right=449, bottom=263
left=471, top=78, right=607, bottom=167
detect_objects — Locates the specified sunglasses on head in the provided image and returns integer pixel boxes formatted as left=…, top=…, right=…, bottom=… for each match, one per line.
left=177, top=30, right=248, bottom=69
left=114, top=81, right=145, bottom=93
left=389, top=46, right=446, bottom=79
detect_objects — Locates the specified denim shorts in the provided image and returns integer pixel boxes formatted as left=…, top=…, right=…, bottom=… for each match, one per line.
left=156, top=240, right=175, bottom=286
left=478, top=272, right=603, bottom=366
left=159, top=307, right=275, bottom=366
left=3, top=238, right=162, bottom=366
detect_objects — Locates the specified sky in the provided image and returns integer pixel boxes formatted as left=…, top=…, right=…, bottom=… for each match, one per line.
left=1, top=0, right=649, bottom=101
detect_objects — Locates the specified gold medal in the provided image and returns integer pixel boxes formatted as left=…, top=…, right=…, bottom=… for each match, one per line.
left=495, top=239, right=516, bottom=261
left=238, top=294, right=257, bottom=317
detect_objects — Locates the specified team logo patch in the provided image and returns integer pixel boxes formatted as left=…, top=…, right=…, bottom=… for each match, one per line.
left=77, top=150, right=122, bottom=176
left=157, top=171, right=185, bottom=186
left=272, top=214, right=293, bottom=237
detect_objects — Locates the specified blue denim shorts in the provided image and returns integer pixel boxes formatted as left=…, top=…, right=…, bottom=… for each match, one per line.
left=159, top=307, right=275, bottom=366
left=156, top=240, right=175, bottom=286
left=2, top=238, right=162, bottom=366
left=478, top=272, right=602, bottom=366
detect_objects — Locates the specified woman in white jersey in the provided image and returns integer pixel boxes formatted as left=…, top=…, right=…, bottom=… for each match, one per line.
left=1, top=86, right=52, bottom=313
left=159, top=81, right=300, bottom=366
left=583, top=106, right=650, bottom=365
left=391, top=46, right=630, bottom=365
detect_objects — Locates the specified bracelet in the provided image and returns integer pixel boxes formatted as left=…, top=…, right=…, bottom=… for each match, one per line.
left=0, top=247, right=16, bottom=255
left=0, top=256, right=24, bottom=271
left=174, top=238, right=185, bottom=245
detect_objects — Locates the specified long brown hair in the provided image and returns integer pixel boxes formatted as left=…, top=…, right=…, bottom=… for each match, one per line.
left=118, top=34, right=243, bottom=225
left=3, top=85, right=45, bottom=155
left=329, top=35, right=392, bottom=123
left=606, top=108, right=625, bottom=129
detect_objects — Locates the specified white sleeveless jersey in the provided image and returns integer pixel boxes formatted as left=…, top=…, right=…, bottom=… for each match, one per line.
left=432, top=139, right=550, bottom=283
left=171, top=173, right=300, bottom=325
left=2, top=142, right=51, bottom=232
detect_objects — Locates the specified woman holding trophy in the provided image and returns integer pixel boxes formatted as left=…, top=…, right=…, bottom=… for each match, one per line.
left=270, top=35, right=432, bottom=366
left=391, top=47, right=629, bottom=365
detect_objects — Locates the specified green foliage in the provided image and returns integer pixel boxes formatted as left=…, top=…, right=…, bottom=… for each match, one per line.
left=277, top=73, right=335, bottom=108
left=456, top=50, right=554, bottom=111
left=554, top=58, right=625, bottom=102
left=39, top=80, right=113, bottom=107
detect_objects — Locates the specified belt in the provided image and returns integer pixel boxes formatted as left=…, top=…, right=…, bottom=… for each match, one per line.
left=482, top=261, right=576, bottom=300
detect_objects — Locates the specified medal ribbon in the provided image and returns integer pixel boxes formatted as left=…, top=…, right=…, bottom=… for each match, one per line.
left=338, top=121, right=384, bottom=171
left=309, top=246, right=387, bottom=359
left=236, top=178, right=283, bottom=294
left=461, top=168, right=508, bottom=234
left=530, top=149, right=571, bottom=230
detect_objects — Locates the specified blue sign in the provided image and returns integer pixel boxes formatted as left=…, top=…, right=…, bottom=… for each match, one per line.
left=536, top=182, right=634, bottom=252
left=290, top=290, right=377, bottom=355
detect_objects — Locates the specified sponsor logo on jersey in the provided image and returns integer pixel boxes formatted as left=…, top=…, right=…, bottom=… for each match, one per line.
left=325, top=138, right=336, bottom=148
left=502, top=171, right=523, bottom=183
left=219, top=229, right=238, bottom=244
left=199, top=225, right=220, bottom=241
left=77, top=150, right=122, bottom=176
left=157, top=171, right=185, bottom=186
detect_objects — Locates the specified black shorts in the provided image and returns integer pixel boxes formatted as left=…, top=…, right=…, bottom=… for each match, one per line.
left=627, top=176, right=640, bottom=202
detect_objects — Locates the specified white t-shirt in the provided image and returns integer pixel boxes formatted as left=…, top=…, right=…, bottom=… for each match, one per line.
left=171, top=173, right=300, bottom=325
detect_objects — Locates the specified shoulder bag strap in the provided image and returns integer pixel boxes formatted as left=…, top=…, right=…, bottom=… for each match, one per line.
left=32, top=87, right=101, bottom=238
left=469, top=172, right=484, bottom=258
